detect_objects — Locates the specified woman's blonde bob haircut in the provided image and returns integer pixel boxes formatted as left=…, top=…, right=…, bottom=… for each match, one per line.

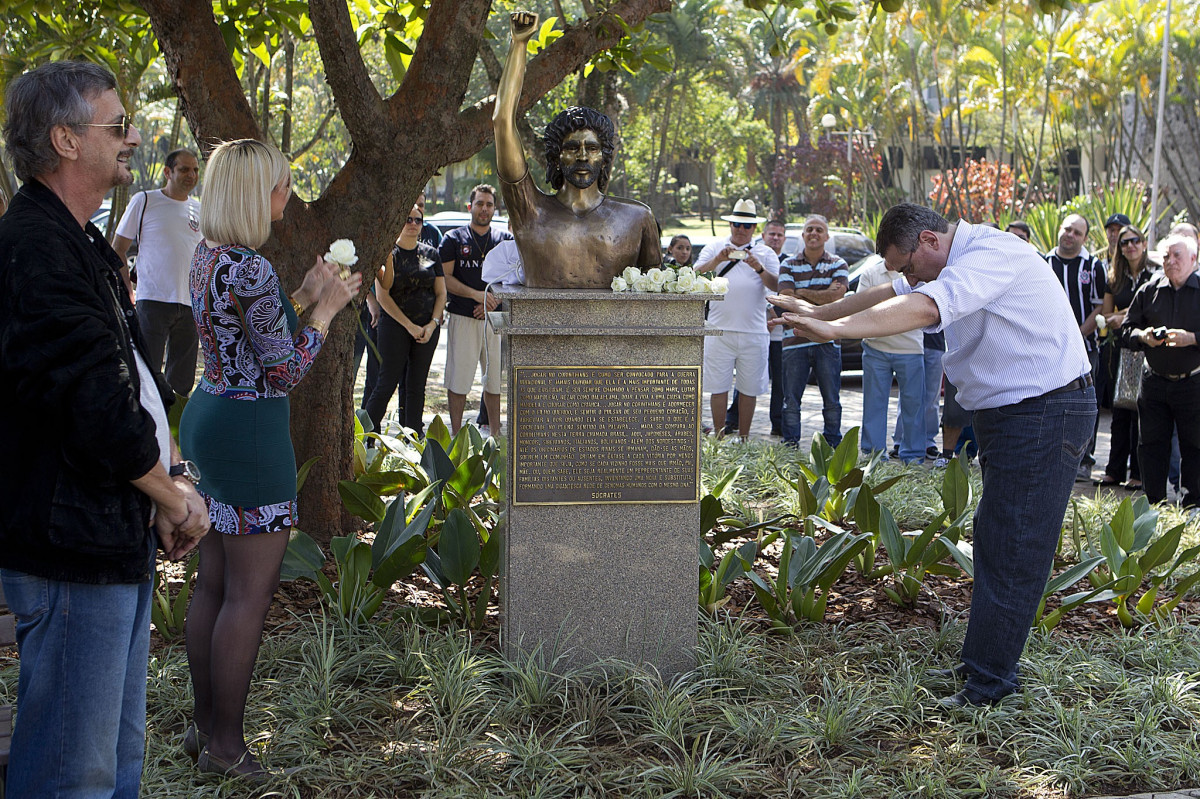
left=199, top=138, right=290, bottom=249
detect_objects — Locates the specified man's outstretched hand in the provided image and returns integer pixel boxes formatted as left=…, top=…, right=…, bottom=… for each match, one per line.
left=511, top=11, right=538, bottom=42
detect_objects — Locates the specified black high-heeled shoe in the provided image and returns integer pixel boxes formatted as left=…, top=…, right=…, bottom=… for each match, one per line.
left=181, top=723, right=208, bottom=764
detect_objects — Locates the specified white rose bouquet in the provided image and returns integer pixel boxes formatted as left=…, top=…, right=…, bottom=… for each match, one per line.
left=613, top=262, right=724, bottom=295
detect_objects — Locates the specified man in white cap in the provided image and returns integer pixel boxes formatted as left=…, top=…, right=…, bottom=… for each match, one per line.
left=693, top=199, right=779, bottom=439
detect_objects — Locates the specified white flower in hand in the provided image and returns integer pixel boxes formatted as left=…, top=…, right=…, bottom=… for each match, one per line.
left=325, top=238, right=359, bottom=279
left=611, top=276, right=629, bottom=292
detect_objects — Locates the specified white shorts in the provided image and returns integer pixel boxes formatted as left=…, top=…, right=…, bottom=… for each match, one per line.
left=444, top=313, right=502, bottom=395
left=703, top=331, right=769, bottom=396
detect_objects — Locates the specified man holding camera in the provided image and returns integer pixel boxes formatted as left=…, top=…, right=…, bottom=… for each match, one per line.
left=1120, top=234, right=1200, bottom=508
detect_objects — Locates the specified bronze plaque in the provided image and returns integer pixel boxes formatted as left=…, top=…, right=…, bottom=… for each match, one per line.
left=512, top=366, right=701, bottom=504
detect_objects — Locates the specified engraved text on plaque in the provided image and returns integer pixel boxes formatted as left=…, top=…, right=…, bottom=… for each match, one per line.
left=512, top=366, right=700, bottom=504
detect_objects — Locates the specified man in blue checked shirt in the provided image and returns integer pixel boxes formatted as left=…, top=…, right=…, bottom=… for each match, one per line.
left=770, top=202, right=1095, bottom=709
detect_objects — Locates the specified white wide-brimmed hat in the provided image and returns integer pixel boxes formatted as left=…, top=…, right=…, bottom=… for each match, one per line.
left=720, top=198, right=767, bottom=224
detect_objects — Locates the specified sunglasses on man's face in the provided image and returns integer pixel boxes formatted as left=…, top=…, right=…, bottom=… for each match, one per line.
left=1120, top=237, right=1142, bottom=248
left=731, top=221, right=755, bottom=230
left=79, top=113, right=132, bottom=138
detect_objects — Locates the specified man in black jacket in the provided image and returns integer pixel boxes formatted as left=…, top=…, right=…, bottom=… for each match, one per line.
left=0, top=61, right=208, bottom=797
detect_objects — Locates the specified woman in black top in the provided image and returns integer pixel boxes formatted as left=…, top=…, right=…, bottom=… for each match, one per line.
left=1098, top=224, right=1152, bottom=488
left=365, top=205, right=446, bottom=437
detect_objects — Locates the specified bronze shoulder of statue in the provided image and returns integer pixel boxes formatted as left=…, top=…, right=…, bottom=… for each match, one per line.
left=493, top=11, right=662, bottom=289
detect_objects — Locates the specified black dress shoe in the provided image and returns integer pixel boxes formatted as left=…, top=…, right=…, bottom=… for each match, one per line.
left=935, top=688, right=997, bottom=708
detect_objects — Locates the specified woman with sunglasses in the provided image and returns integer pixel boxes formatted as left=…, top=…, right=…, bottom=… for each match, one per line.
left=179, top=139, right=360, bottom=780
left=364, top=204, right=446, bottom=438
left=1096, top=224, right=1153, bottom=489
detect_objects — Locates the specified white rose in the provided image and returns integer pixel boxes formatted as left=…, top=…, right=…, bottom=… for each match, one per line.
left=647, top=268, right=668, bottom=287
left=325, top=238, right=359, bottom=267
left=677, top=266, right=695, bottom=281
left=710, top=277, right=729, bottom=295
left=664, top=280, right=679, bottom=293
left=631, top=275, right=654, bottom=293
left=693, top=278, right=714, bottom=294
left=675, top=271, right=697, bottom=293
left=611, top=276, right=629, bottom=292
left=622, top=266, right=641, bottom=284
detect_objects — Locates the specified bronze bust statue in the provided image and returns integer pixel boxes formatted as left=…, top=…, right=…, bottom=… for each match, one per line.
left=493, top=11, right=662, bottom=289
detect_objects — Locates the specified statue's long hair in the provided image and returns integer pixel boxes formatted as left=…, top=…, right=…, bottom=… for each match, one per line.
left=543, top=106, right=615, bottom=192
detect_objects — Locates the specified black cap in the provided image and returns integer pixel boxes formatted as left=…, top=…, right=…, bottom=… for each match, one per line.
left=1104, top=213, right=1132, bottom=229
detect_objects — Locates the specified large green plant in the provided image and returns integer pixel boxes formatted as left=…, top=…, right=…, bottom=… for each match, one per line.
left=1072, top=497, right=1200, bottom=627
left=782, top=427, right=903, bottom=525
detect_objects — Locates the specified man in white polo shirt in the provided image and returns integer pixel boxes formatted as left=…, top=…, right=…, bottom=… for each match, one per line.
left=771, top=203, right=1094, bottom=708
left=693, top=199, right=779, bottom=440
left=114, top=148, right=203, bottom=396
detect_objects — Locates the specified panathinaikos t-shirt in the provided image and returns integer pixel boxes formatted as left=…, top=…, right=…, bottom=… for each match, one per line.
left=439, top=226, right=512, bottom=317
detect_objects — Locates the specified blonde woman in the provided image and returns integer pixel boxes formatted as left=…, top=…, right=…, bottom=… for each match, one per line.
left=179, top=139, right=360, bottom=779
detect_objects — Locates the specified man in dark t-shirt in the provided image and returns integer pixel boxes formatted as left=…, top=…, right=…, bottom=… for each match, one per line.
left=440, top=183, right=513, bottom=434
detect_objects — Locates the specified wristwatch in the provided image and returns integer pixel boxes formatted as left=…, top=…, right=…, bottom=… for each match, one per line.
left=169, top=460, right=201, bottom=485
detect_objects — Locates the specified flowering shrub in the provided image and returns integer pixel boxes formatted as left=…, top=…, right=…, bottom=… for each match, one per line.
left=611, top=265, right=728, bottom=295
left=928, top=159, right=1017, bottom=222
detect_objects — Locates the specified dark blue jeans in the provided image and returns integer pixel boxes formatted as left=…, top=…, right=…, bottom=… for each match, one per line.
left=781, top=343, right=842, bottom=447
left=959, top=384, right=1095, bottom=700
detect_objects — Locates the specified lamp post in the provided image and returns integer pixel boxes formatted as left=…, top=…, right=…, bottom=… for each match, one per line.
left=820, top=114, right=876, bottom=222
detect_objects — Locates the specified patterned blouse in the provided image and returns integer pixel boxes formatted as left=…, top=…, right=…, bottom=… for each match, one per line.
left=191, top=242, right=324, bottom=399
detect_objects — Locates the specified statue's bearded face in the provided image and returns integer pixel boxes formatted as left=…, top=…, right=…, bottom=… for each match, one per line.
left=559, top=129, right=604, bottom=190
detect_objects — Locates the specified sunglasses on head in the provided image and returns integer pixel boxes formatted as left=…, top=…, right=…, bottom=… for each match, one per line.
left=406, top=216, right=423, bottom=225
left=730, top=221, right=755, bottom=230
left=79, top=113, right=132, bottom=138
left=1120, top=237, right=1142, bottom=247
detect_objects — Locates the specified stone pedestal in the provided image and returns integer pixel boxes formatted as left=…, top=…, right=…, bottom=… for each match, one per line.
left=495, top=288, right=718, bottom=676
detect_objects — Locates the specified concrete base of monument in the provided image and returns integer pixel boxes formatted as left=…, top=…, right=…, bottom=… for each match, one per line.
left=494, top=287, right=722, bottom=677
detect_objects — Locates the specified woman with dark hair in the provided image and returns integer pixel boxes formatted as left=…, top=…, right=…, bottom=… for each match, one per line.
left=364, top=204, right=446, bottom=437
left=1097, top=224, right=1153, bottom=489
left=179, top=138, right=360, bottom=780
left=664, top=234, right=692, bottom=267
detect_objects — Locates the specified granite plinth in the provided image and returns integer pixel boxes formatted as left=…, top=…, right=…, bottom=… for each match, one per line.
left=496, top=289, right=718, bottom=676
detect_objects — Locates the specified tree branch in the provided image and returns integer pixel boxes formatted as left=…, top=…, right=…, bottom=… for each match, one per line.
left=137, top=0, right=259, bottom=152
left=289, top=108, right=339, bottom=160
left=308, top=0, right=386, bottom=147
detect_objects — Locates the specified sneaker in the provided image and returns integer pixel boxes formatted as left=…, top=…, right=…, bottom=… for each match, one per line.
left=1075, top=463, right=1092, bottom=483
left=932, top=456, right=951, bottom=469
left=926, top=446, right=940, bottom=460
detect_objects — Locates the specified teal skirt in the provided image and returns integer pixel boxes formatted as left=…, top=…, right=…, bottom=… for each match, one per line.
left=179, top=388, right=296, bottom=508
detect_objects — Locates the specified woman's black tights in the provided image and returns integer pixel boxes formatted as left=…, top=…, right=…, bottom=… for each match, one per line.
left=365, top=316, right=440, bottom=436
left=185, top=527, right=289, bottom=764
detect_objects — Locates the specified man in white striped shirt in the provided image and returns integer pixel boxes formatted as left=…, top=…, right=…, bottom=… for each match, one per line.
left=770, top=203, right=1095, bottom=708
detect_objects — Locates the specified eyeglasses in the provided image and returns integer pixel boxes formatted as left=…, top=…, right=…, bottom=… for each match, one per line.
left=730, top=221, right=755, bottom=230
left=1120, top=237, right=1142, bottom=248
left=79, top=114, right=132, bottom=138
left=406, top=216, right=423, bottom=225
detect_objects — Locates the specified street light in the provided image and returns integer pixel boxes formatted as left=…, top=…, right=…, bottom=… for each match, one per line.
left=820, top=113, right=876, bottom=221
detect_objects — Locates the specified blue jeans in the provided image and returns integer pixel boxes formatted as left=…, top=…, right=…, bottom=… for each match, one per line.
left=1, top=569, right=152, bottom=798
left=781, top=343, right=842, bottom=447
left=861, top=342, right=925, bottom=463
left=958, top=385, right=1095, bottom=700
left=894, top=348, right=943, bottom=451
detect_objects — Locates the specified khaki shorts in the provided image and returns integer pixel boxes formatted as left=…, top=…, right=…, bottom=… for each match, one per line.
left=444, top=313, right=502, bottom=395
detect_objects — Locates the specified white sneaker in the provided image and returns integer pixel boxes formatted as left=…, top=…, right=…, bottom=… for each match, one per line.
left=932, top=456, right=951, bottom=469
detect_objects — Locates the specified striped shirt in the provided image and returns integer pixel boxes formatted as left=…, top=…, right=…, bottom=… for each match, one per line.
left=1044, top=248, right=1106, bottom=352
left=778, top=250, right=848, bottom=347
left=892, top=221, right=1090, bottom=410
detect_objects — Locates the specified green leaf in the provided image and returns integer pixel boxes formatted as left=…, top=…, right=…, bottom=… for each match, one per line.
left=446, top=453, right=488, bottom=503
left=710, top=465, right=743, bottom=499
left=1110, top=498, right=1136, bottom=552
left=796, top=473, right=819, bottom=518
left=426, top=415, right=452, bottom=452
left=421, top=437, right=456, bottom=486
left=1045, top=556, right=1105, bottom=595
left=827, top=427, right=860, bottom=482
left=1138, top=523, right=1182, bottom=574
left=479, top=524, right=502, bottom=579
left=295, top=455, right=320, bottom=493
left=357, top=470, right=423, bottom=496
left=280, top=529, right=326, bottom=581
left=940, top=456, right=971, bottom=520
left=338, top=479, right=386, bottom=522
left=438, top=508, right=480, bottom=586
left=938, top=535, right=974, bottom=578
left=700, top=494, right=724, bottom=538
left=699, top=538, right=715, bottom=570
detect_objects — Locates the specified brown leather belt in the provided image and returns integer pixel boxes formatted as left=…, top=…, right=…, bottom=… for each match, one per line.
left=1152, top=364, right=1200, bottom=382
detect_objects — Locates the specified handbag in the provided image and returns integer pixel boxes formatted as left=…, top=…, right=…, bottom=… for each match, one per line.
left=1113, top=348, right=1145, bottom=410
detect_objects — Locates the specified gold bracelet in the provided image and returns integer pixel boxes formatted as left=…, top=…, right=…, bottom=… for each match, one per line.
left=289, top=295, right=304, bottom=316
left=309, top=318, right=328, bottom=337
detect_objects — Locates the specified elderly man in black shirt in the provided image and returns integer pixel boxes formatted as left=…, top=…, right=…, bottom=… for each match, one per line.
left=1121, top=234, right=1200, bottom=506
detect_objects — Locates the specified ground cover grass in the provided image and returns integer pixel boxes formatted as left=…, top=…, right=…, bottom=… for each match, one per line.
left=1, top=438, right=1197, bottom=798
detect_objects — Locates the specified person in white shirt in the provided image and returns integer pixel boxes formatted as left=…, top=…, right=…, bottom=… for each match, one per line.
left=693, top=199, right=779, bottom=439
left=856, top=256, right=925, bottom=462
left=113, top=148, right=203, bottom=395
left=771, top=203, right=1095, bottom=709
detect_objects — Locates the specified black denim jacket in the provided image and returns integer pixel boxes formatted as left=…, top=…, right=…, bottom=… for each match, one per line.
left=0, top=180, right=174, bottom=584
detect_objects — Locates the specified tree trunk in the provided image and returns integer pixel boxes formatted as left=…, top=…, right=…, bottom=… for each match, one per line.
left=140, top=0, right=670, bottom=542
